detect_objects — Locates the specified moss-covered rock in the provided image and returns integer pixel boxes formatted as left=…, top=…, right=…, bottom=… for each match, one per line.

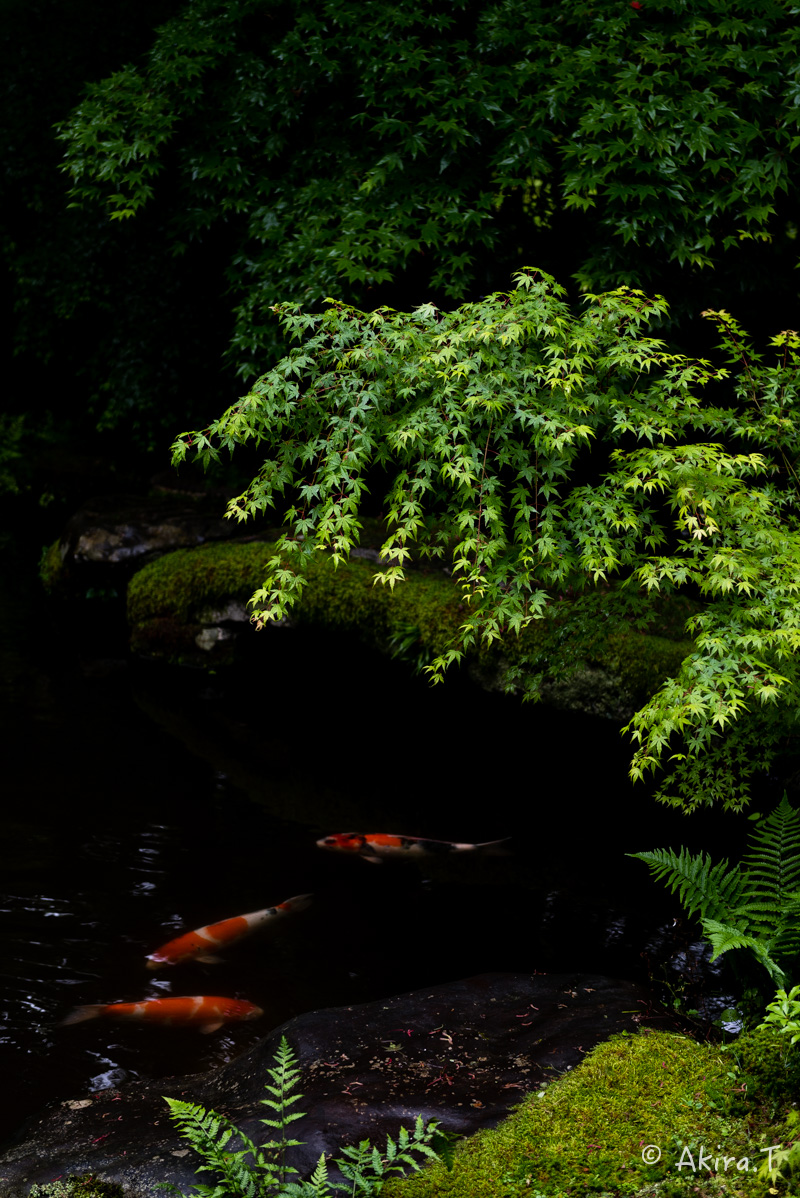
left=127, top=539, right=469, bottom=668
left=126, top=539, right=696, bottom=716
left=384, top=1029, right=769, bottom=1198
left=728, top=1024, right=800, bottom=1101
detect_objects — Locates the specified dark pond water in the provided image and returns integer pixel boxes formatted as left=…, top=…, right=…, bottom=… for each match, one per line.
left=0, top=566, right=761, bottom=1154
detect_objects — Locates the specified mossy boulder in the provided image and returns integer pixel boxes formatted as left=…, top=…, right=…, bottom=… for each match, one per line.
left=126, top=539, right=694, bottom=719
left=127, top=539, right=469, bottom=668
left=384, top=1029, right=771, bottom=1198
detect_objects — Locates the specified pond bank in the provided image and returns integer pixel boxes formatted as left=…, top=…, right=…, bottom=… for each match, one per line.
left=0, top=971, right=654, bottom=1195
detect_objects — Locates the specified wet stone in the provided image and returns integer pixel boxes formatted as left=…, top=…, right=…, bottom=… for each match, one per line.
left=60, top=495, right=235, bottom=571
left=0, top=971, right=656, bottom=1197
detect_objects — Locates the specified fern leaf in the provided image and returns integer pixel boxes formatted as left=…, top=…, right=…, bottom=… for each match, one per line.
left=162, top=1097, right=264, bottom=1197
left=279, top=1152, right=336, bottom=1197
left=767, top=894, right=800, bottom=960
left=628, top=848, right=744, bottom=921
left=742, top=794, right=800, bottom=919
left=701, top=918, right=788, bottom=986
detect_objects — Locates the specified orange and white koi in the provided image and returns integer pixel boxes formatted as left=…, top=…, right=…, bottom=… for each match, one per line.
left=61, top=995, right=263, bottom=1034
left=316, top=832, right=510, bottom=864
left=145, top=894, right=313, bottom=969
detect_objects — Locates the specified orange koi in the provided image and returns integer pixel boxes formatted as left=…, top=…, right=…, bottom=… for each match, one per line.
left=145, top=894, right=313, bottom=969
left=316, top=832, right=510, bottom=864
left=61, top=995, right=263, bottom=1034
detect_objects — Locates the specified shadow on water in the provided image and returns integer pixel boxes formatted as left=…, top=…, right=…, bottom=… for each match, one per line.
left=0, top=570, right=762, bottom=1150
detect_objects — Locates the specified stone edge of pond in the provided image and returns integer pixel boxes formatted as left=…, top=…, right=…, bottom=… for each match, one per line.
left=0, top=970, right=665, bottom=1198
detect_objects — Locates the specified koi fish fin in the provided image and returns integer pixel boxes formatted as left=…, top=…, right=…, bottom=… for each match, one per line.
left=61, top=1004, right=104, bottom=1026
left=195, top=954, right=225, bottom=965
left=283, top=893, right=313, bottom=911
left=362, top=856, right=384, bottom=865
left=198, top=1021, right=225, bottom=1034
left=474, top=838, right=513, bottom=854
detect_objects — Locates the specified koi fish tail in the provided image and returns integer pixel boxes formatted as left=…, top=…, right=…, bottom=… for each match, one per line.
left=61, top=1004, right=105, bottom=1026
left=280, top=894, right=314, bottom=912
left=465, top=838, right=512, bottom=854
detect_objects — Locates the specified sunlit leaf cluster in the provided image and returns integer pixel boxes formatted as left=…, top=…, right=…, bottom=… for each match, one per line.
left=173, top=269, right=800, bottom=810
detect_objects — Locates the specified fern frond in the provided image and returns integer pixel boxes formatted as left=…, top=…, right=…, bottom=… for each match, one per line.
left=261, top=1035, right=306, bottom=1128
left=280, top=1152, right=336, bottom=1197
left=410, top=1114, right=441, bottom=1162
left=767, top=894, right=800, bottom=960
left=334, top=1118, right=442, bottom=1194
left=742, top=794, right=800, bottom=916
left=701, top=918, right=788, bottom=987
left=162, top=1097, right=273, bottom=1197
left=628, top=848, right=744, bottom=922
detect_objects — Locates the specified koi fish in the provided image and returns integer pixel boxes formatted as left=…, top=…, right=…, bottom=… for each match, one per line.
left=145, top=894, right=313, bottom=969
left=61, top=995, right=263, bottom=1035
left=316, top=832, right=510, bottom=864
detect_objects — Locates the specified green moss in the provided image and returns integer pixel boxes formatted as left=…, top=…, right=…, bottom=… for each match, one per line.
left=300, top=555, right=465, bottom=659
left=127, top=540, right=277, bottom=626
left=384, top=1030, right=768, bottom=1198
left=605, top=630, right=695, bottom=707
left=727, top=1024, right=800, bottom=1102
left=126, top=542, right=699, bottom=710
left=38, top=538, right=66, bottom=595
left=127, top=540, right=469, bottom=664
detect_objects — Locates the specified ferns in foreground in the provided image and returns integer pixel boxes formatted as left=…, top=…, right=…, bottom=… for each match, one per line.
left=630, top=794, right=800, bottom=989
left=157, top=1035, right=440, bottom=1197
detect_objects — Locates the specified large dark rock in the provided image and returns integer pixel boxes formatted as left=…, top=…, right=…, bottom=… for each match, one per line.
left=0, top=971, right=660, bottom=1197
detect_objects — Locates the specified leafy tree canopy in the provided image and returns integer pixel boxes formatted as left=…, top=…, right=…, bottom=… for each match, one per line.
left=1, top=0, right=228, bottom=451
left=173, top=269, right=800, bottom=813
left=57, top=0, right=800, bottom=387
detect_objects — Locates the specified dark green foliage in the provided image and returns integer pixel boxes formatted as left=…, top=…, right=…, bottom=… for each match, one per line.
left=1, top=0, right=235, bottom=447
left=631, top=795, right=800, bottom=986
left=54, top=0, right=800, bottom=392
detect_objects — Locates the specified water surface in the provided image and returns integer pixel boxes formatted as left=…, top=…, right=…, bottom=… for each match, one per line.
left=0, top=578, right=751, bottom=1150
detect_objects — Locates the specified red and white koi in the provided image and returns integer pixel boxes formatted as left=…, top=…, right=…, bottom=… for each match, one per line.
left=61, top=995, right=263, bottom=1035
left=316, top=832, right=510, bottom=864
left=145, top=894, right=313, bottom=969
